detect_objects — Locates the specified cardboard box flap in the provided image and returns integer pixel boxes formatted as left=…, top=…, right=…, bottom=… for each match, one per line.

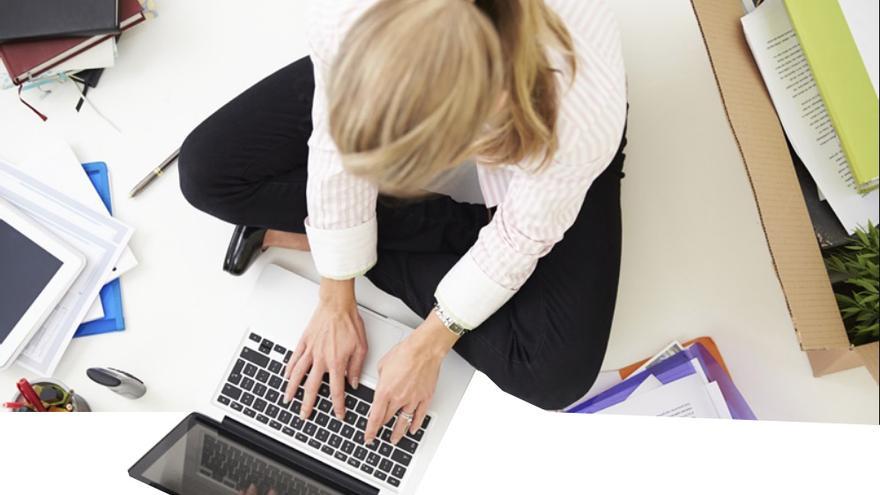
left=690, top=0, right=849, bottom=351
left=855, top=342, right=879, bottom=383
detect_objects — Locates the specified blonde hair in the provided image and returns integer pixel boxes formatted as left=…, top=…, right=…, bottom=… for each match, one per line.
left=328, top=0, right=576, bottom=194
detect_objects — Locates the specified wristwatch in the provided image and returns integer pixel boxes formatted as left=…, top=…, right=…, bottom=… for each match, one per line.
left=433, top=302, right=469, bottom=337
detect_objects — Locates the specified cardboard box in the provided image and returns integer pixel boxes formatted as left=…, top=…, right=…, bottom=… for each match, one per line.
left=689, top=0, right=879, bottom=383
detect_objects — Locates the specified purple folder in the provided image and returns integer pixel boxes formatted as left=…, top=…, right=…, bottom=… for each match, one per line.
left=568, top=343, right=756, bottom=420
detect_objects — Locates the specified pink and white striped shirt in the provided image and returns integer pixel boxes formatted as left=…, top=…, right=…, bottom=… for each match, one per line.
left=304, top=0, right=627, bottom=330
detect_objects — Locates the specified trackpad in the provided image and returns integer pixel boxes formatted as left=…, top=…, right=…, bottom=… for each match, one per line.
left=358, top=308, right=407, bottom=383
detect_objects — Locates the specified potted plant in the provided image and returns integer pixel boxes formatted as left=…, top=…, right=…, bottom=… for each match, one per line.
left=823, top=222, right=879, bottom=346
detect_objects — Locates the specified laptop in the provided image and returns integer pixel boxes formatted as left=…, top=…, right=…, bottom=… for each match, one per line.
left=130, top=264, right=475, bottom=494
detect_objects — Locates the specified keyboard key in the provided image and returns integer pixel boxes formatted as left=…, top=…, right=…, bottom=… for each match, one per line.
left=406, top=429, right=425, bottom=442
left=230, top=402, right=243, bottom=412
left=378, top=443, right=393, bottom=458
left=379, top=459, right=394, bottom=473
left=392, top=464, right=406, bottom=479
left=279, top=411, right=292, bottom=424
left=269, top=360, right=283, bottom=374
left=244, top=408, right=256, bottom=418
left=344, top=411, right=357, bottom=425
left=273, top=344, right=287, bottom=355
left=347, top=458, right=361, bottom=469
left=355, top=401, right=370, bottom=416
left=328, top=419, right=342, bottom=433
left=294, top=387, right=304, bottom=400
left=304, top=424, right=318, bottom=437
left=315, top=413, right=329, bottom=427
left=374, top=471, right=387, bottom=482
left=259, top=339, right=274, bottom=354
left=308, top=439, right=321, bottom=450
left=228, top=372, right=242, bottom=385
left=295, top=433, right=308, bottom=443
left=345, top=396, right=357, bottom=409
left=269, top=420, right=282, bottom=431
left=241, top=378, right=255, bottom=392
left=365, top=439, right=380, bottom=451
left=316, top=428, right=330, bottom=442
left=249, top=333, right=262, bottom=343
left=388, top=477, right=400, bottom=487
left=269, top=375, right=283, bottom=390
left=380, top=429, right=392, bottom=442
left=341, top=441, right=355, bottom=454
left=356, top=417, right=368, bottom=431
left=217, top=395, right=230, bottom=406
left=318, top=399, right=332, bottom=413
left=253, top=384, right=267, bottom=397
left=290, top=401, right=302, bottom=415
left=265, top=405, right=280, bottom=419
left=242, top=393, right=255, bottom=406
left=422, top=416, right=431, bottom=429
left=366, top=453, right=381, bottom=467
left=282, top=427, right=295, bottom=437
left=354, top=447, right=367, bottom=460
left=334, top=451, right=348, bottom=463
left=346, top=383, right=374, bottom=403
left=256, top=415, right=269, bottom=425
left=253, top=399, right=267, bottom=413
left=391, top=449, right=412, bottom=466
left=291, top=417, right=304, bottom=430
left=341, top=425, right=355, bottom=439
left=360, top=464, right=374, bottom=475
left=266, top=390, right=279, bottom=404
left=256, top=370, right=270, bottom=383
left=329, top=434, right=342, bottom=448
left=321, top=445, right=334, bottom=456
left=284, top=350, right=293, bottom=363
left=318, top=383, right=331, bottom=397
left=397, top=437, right=418, bottom=454
left=244, top=364, right=257, bottom=377
left=241, top=348, right=269, bottom=368
left=354, top=431, right=365, bottom=444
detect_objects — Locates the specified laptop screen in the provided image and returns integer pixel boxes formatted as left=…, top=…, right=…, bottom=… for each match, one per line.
left=130, top=414, right=373, bottom=495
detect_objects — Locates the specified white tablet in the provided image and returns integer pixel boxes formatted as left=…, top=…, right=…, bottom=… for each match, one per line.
left=0, top=199, right=84, bottom=369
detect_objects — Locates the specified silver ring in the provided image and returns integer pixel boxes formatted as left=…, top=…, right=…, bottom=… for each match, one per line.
left=399, top=411, right=414, bottom=424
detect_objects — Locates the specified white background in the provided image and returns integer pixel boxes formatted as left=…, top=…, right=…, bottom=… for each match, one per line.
left=0, top=0, right=878, bottom=492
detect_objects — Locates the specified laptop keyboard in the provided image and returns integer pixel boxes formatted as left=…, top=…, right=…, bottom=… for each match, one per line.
left=216, top=331, right=431, bottom=490
left=200, top=433, right=336, bottom=494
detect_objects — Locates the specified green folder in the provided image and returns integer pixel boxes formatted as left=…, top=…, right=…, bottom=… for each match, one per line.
left=784, top=0, right=879, bottom=191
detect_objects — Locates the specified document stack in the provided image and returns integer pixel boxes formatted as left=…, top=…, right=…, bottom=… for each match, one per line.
left=567, top=338, right=756, bottom=420
left=0, top=119, right=136, bottom=376
left=741, top=0, right=879, bottom=238
left=0, top=0, right=152, bottom=110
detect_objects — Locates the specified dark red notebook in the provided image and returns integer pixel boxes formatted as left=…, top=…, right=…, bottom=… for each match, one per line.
left=0, top=0, right=146, bottom=85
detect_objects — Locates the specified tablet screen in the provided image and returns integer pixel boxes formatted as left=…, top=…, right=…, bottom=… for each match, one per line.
left=0, top=219, right=62, bottom=343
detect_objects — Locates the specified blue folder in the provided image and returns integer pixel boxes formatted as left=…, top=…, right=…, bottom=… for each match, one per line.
left=568, top=343, right=756, bottom=420
left=74, top=162, right=126, bottom=337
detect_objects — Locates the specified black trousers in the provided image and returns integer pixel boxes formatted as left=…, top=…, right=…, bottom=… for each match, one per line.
left=179, top=57, right=627, bottom=410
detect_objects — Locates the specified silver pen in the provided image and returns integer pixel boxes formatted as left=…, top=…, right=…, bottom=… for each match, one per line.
left=129, top=147, right=181, bottom=197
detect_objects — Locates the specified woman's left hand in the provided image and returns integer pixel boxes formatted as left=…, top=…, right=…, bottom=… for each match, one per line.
left=365, top=312, right=459, bottom=445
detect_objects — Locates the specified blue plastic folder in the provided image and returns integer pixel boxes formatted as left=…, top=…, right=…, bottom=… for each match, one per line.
left=568, top=344, right=756, bottom=420
left=74, top=162, right=126, bottom=337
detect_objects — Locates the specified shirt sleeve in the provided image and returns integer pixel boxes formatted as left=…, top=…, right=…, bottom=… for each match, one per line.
left=435, top=55, right=627, bottom=330
left=304, top=21, right=379, bottom=280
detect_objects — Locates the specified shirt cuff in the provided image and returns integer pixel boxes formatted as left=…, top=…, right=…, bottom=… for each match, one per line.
left=434, top=253, right=517, bottom=330
left=305, top=217, right=378, bottom=280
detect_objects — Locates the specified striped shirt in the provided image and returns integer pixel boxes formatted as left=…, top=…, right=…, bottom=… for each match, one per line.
left=305, top=0, right=627, bottom=330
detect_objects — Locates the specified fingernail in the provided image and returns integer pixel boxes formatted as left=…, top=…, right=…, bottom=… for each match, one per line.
left=352, top=378, right=359, bottom=390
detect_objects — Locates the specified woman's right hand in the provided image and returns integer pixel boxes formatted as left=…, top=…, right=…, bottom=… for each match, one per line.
left=283, top=278, right=368, bottom=421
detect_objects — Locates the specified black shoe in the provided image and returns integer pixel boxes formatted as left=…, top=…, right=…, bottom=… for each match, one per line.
left=223, top=225, right=268, bottom=276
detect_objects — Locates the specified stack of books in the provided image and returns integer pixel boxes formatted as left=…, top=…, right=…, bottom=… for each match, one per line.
left=567, top=338, right=756, bottom=419
left=741, top=0, right=878, bottom=243
left=0, top=0, right=151, bottom=103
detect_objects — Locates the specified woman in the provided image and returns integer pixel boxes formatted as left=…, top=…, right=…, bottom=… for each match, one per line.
left=179, top=0, right=627, bottom=447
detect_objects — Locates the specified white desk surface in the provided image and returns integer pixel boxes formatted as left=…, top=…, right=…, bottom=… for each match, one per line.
left=1, top=0, right=877, bottom=427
